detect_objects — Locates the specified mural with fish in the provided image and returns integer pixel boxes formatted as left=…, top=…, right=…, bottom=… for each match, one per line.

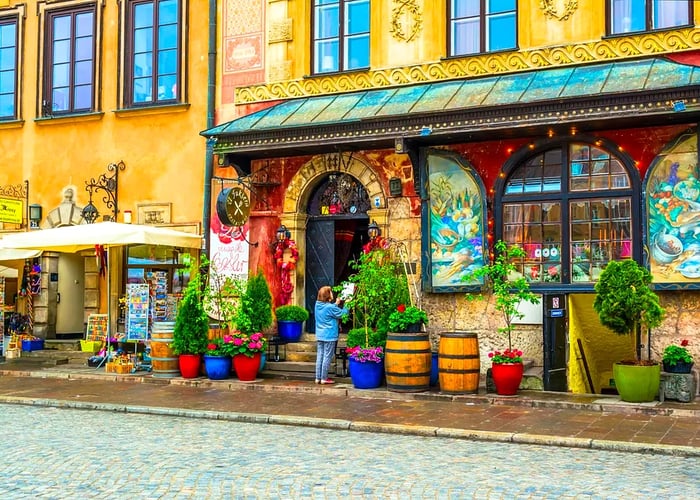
left=427, top=151, right=486, bottom=289
left=646, top=131, right=700, bottom=283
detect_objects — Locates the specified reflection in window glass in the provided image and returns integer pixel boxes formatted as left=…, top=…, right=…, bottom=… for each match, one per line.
left=313, top=0, right=369, bottom=74
left=610, top=0, right=690, bottom=34
left=0, top=19, right=18, bottom=119
left=450, top=0, right=516, bottom=56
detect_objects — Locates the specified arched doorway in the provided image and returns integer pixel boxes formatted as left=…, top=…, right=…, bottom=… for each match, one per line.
left=304, top=172, right=371, bottom=332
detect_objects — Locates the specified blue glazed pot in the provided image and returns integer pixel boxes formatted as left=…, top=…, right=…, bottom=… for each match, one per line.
left=349, top=358, right=384, bottom=389
left=204, top=355, right=231, bottom=380
left=278, top=320, right=303, bottom=343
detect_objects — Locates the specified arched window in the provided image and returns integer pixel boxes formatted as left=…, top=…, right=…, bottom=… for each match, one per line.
left=496, top=141, right=638, bottom=285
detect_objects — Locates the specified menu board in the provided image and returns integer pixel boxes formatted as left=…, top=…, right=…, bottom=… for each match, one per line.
left=86, top=314, right=108, bottom=341
left=126, top=283, right=150, bottom=341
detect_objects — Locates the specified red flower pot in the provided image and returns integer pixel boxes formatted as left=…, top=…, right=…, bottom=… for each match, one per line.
left=178, top=354, right=201, bottom=379
left=233, top=352, right=262, bottom=382
left=491, top=362, right=524, bottom=396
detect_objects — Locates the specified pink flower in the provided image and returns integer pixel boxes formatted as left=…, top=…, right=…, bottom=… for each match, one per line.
left=233, top=338, right=244, bottom=346
left=223, top=335, right=233, bottom=343
left=488, top=352, right=494, bottom=358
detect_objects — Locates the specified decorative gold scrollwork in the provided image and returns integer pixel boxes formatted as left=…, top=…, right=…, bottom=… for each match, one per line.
left=539, top=0, right=579, bottom=21
left=390, top=0, right=423, bottom=42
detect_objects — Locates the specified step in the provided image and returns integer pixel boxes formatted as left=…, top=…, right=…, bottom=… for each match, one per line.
left=44, top=340, right=82, bottom=351
left=19, top=349, right=94, bottom=366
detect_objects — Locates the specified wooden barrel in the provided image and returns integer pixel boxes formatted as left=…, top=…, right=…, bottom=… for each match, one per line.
left=385, top=332, right=432, bottom=392
left=438, top=331, right=480, bottom=394
left=150, top=322, right=178, bottom=378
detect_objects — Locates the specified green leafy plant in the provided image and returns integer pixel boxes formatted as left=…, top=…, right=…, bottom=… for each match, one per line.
left=341, top=246, right=410, bottom=347
left=463, top=240, right=540, bottom=350
left=172, top=261, right=209, bottom=356
left=593, top=259, right=665, bottom=363
left=234, top=269, right=272, bottom=335
left=387, top=304, right=428, bottom=332
left=204, top=337, right=229, bottom=357
left=275, top=305, right=310, bottom=323
left=203, top=256, right=246, bottom=331
left=345, top=327, right=386, bottom=349
left=662, top=339, right=693, bottom=366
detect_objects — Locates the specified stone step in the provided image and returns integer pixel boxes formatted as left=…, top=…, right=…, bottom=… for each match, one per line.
left=18, top=349, right=95, bottom=366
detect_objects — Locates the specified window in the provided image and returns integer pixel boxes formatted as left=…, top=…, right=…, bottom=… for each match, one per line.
left=43, top=6, right=96, bottom=115
left=500, top=143, right=635, bottom=284
left=609, top=0, right=691, bottom=35
left=0, top=16, right=18, bottom=119
left=312, top=0, right=369, bottom=74
left=124, top=0, right=181, bottom=106
left=449, top=0, right=516, bottom=57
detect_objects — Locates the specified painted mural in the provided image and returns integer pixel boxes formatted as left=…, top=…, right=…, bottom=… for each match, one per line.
left=646, top=131, right=700, bottom=283
left=428, top=152, right=485, bottom=288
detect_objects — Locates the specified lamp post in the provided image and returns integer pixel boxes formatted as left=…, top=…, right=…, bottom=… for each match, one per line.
left=82, top=161, right=126, bottom=223
left=367, top=220, right=381, bottom=240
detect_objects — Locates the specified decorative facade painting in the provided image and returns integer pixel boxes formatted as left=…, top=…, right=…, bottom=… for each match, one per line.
left=427, top=151, right=486, bottom=290
left=646, top=131, right=700, bottom=284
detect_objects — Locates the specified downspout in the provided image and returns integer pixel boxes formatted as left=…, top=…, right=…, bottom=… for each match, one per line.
left=202, top=0, right=217, bottom=259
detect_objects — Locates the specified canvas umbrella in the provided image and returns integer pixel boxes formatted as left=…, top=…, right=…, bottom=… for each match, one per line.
left=0, top=265, right=18, bottom=278
left=1, top=222, right=203, bottom=362
left=0, top=221, right=202, bottom=252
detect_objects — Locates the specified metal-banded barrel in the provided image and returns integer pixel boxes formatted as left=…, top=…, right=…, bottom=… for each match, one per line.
left=150, top=322, right=178, bottom=378
left=438, top=331, right=480, bottom=394
left=384, top=332, right=432, bottom=393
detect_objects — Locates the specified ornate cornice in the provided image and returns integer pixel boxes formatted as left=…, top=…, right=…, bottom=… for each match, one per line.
left=235, top=28, right=700, bottom=104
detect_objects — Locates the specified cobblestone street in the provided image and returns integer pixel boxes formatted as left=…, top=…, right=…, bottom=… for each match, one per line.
left=2, top=403, right=699, bottom=499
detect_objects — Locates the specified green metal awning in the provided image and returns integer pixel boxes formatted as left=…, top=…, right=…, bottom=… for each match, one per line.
left=202, top=56, right=700, bottom=160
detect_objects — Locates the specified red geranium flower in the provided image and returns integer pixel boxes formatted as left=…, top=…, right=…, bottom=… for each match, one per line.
left=397, top=304, right=406, bottom=313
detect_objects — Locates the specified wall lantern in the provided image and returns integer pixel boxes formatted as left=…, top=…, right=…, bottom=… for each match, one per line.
left=367, top=220, right=381, bottom=240
left=29, top=204, right=42, bottom=229
left=276, top=224, right=289, bottom=242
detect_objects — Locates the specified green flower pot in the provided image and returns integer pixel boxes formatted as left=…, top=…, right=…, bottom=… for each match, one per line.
left=613, top=362, right=660, bottom=403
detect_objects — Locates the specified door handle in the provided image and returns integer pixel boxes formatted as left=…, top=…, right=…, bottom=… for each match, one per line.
left=57, top=292, right=61, bottom=304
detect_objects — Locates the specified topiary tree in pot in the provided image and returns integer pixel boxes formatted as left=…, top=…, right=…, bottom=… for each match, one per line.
left=593, top=259, right=665, bottom=402
left=172, top=261, right=209, bottom=378
left=234, top=268, right=273, bottom=335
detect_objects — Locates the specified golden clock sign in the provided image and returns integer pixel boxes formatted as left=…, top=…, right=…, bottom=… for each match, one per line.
left=216, top=187, right=250, bottom=227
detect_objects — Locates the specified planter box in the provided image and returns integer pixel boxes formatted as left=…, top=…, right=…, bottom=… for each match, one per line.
left=106, top=362, right=134, bottom=374
left=21, top=339, right=44, bottom=352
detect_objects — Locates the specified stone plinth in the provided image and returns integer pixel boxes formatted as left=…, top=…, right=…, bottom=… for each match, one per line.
left=660, top=372, right=697, bottom=403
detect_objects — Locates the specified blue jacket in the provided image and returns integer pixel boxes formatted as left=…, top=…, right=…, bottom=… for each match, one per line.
left=314, top=301, right=348, bottom=342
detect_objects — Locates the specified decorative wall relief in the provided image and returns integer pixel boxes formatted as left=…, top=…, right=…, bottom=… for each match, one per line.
left=390, top=0, right=422, bottom=42
left=539, top=0, right=579, bottom=21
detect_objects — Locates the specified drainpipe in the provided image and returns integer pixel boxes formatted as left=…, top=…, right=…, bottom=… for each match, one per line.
left=202, top=0, right=217, bottom=259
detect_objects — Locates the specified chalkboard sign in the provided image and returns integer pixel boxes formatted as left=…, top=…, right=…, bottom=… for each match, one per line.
left=86, top=314, right=108, bottom=341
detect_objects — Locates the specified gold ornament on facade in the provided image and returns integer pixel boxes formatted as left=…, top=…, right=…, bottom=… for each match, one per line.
left=539, top=0, right=578, bottom=21
left=390, top=0, right=423, bottom=42
left=236, top=27, right=700, bottom=103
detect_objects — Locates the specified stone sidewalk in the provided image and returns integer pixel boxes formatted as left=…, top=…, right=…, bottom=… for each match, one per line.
left=1, top=358, right=699, bottom=457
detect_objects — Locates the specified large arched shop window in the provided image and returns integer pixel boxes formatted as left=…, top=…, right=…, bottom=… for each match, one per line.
left=496, top=141, right=637, bottom=285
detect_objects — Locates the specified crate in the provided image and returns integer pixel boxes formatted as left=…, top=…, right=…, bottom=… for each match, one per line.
left=5, top=348, right=20, bottom=359
left=80, top=340, right=103, bottom=353
left=21, top=339, right=44, bottom=352
left=105, top=362, right=133, bottom=374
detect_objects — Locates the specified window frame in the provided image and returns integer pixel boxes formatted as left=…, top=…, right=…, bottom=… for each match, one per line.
left=311, top=0, right=370, bottom=75
left=120, top=0, right=187, bottom=109
left=36, top=0, right=102, bottom=119
left=0, top=10, right=22, bottom=121
left=607, top=0, right=693, bottom=36
left=447, top=0, right=518, bottom=58
left=494, top=138, right=641, bottom=290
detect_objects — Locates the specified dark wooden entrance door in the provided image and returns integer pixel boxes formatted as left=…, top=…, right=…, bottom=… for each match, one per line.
left=543, top=293, right=568, bottom=391
left=305, top=218, right=368, bottom=332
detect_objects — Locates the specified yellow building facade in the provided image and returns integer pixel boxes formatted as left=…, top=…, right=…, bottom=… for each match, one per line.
left=1, top=0, right=208, bottom=339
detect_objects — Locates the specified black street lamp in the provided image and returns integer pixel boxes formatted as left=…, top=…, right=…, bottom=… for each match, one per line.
left=82, top=161, right=126, bottom=223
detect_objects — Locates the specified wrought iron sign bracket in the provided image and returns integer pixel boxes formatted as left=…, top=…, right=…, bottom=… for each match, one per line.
left=82, top=161, right=126, bottom=223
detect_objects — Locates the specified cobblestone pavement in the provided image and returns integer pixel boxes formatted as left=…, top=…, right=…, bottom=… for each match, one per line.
left=1, top=403, right=699, bottom=499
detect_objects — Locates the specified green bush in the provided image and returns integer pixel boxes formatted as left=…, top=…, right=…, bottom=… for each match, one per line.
left=275, top=305, right=310, bottom=323
left=234, top=269, right=272, bottom=334
left=172, top=261, right=209, bottom=355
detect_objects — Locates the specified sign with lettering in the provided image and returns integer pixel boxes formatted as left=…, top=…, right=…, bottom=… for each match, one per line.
left=0, top=197, right=23, bottom=224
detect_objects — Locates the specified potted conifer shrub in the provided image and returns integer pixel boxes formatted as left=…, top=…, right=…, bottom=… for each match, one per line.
left=171, top=261, right=209, bottom=378
left=593, top=259, right=665, bottom=402
left=275, top=305, right=310, bottom=343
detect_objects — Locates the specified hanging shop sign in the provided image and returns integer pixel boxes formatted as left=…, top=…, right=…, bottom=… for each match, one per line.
left=0, top=197, right=23, bottom=224
left=216, top=187, right=250, bottom=227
